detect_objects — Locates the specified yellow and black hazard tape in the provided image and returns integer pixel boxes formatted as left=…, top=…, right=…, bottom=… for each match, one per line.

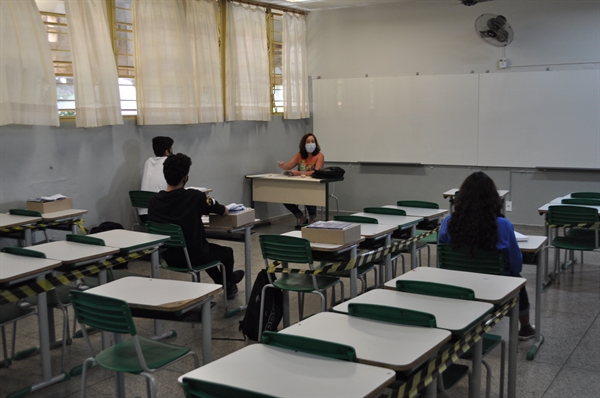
left=0, top=218, right=87, bottom=235
left=266, top=227, right=440, bottom=276
left=546, top=221, right=600, bottom=230
left=396, top=296, right=517, bottom=398
left=0, top=247, right=157, bottom=305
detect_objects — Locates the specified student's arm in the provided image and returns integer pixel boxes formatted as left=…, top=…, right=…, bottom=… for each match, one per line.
left=437, top=216, right=451, bottom=244
left=498, top=219, right=523, bottom=275
left=278, top=153, right=300, bottom=171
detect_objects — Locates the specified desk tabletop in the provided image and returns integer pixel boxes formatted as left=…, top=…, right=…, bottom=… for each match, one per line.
left=443, top=189, right=509, bottom=199
left=0, top=252, right=62, bottom=284
left=351, top=212, right=423, bottom=230
left=358, top=223, right=398, bottom=239
left=384, top=267, right=526, bottom=305
left=282, top=230, right=364, bottom=252
left=246, top=173, right=343, bottom=184
left=41, top=209, right=88, bottom=221
left=333, top=289, right=493, bottom=334
left=538, top=197, right=600, bottom=214
left=0, top=213, right=42, bottom=228
left=381, top=205, right=448, bottom=220
left=84, top=277, right=222, bottom=312
left=518, top=235, right=547, bottom=253
left=32, top=240, right=119, bottom=265
left=279, top=311, right=451, bottom=371
left=89, top=229, right=169, bottom=252
left=178, top=344, right=395, bottom=397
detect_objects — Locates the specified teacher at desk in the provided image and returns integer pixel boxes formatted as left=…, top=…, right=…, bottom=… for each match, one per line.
left=278, top=133, right=325, bottom=228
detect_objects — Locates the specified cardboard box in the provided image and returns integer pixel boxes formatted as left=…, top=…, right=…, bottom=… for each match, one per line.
left=26, top=197, right=73, bottom=214
left=209, top=208, right=255, bottom=228
left=301, top=222, right=361, bottom=245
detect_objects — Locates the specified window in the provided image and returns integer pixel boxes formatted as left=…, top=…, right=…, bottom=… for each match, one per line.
left=112, top=0, right=136, bottom=115
left=268, top=10, right=283, bottom=114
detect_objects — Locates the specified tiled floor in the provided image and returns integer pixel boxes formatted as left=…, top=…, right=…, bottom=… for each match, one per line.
left=1, top=219, right=598, bottom=398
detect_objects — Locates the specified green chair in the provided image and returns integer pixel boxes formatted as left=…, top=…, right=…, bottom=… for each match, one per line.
left=397, top=200, right=441, bottom=267
left=570, top=192, right=600, bottom=199
left=561, top=198, right=600, bottom=206
left=70, top=290, right=199, bottom=398
left=396, top=280, right=506, bottom=398
left=129, top=190, right=156, bottom=231
left=181, top=379, right=277, bottom=398
left=547, top=205, right=599, bottom=283
left=8, top=209, right=48, bottom=245
left=437, top=244, right=505, bottom=275
left=257, top=235, right=344, bottom=340
left=146, top=221, right=228, bottom=310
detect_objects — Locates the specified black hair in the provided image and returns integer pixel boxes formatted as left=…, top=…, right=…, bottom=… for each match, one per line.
left=298, top=133, right=321, bottom=159
left=163, top=153, right=191, bottom=186
left=152, top=136, right=174, bottom=157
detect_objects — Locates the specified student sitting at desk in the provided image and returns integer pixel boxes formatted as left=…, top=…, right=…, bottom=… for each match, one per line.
left=139, top=136, right=173, bottom=223
left=148, top=153, right=244, bottom=299
left=438, top=171, right=536, bottom=340
left=278, top=133, right=325, bottom=228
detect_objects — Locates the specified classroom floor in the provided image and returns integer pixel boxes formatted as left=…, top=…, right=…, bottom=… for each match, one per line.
left=1, top=219, right=599, bottom=398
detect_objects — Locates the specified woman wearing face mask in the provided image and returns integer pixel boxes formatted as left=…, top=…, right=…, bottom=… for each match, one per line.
left=278, top=133, right=325, bottom=228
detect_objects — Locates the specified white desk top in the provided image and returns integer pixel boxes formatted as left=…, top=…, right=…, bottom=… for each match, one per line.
left=538, top=197, right=600, bottom=213
left=89, top=229, right=170, bottom=252
left=0, top=213, right=41, bottom=228
left=282, top=230, right=364, bottom=252
left=279, top=311, right=451, bottom=371
left=84, top=277, right=222, bottom=312
left=246, top=173, right=324, bottom=183
left=178, top=344, right=395, bottom=397
left=357, top=223, right=397, bottom=239
left=333, top=289, right=493, bottom=334
left=518, top=235, right=547, bottom=253
left=443, top=189, right=509, bottom=199
left=32, top=240, right=119, bottom=265
left=0, top=252, right=62, bottom=284
left=41, top=209, right=88, bottom=221
left=351, top=212, right=423, bottom=229
left=384, top=267, right=526, bottom=305
left=382, top=205, right=448, bottom=220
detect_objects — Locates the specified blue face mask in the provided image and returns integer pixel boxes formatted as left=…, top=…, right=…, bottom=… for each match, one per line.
left=305, top=143, right=316, bottom=153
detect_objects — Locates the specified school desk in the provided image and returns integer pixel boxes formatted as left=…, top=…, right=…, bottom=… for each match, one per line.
left=444, top=189, right=509, bottom=214
left=351, top=212, right=424, bottom=273
left=381, top=204, right=448, bottom=222
left=0, top=213, right=42, bottom=246
left=83, top=276, right=222, bottom=397
left=385, top=267, right=526, bottom=398
left=0, top=252, right=65, bottom=395
left=40, top=208, right=88, bottom=234
left=178, top=343, right=396, bottom=398
left=246, top=173, right=344, bottom=220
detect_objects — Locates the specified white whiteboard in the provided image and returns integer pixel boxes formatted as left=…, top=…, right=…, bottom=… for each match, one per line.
left=313, top=70, right=600, bottom=168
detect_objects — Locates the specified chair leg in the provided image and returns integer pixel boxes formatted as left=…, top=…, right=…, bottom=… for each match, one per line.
left=258, top=284, right=272, bottom=341
left=141, top=372, right=158, bottom=398
left=80, top=357, right=96, bottom=398
left=482, top=359, right=492, bottom=398
left=499, top=340, right=506, bottom=398
left=298, top=292, right=305, bottom=321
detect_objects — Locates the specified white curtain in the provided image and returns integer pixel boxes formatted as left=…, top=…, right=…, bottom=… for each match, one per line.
left=0, top=0, right=58, bottom=126
left=225, top=1, right=270, bottom=121
left=133, top=0, right=197, bottom=125
left=187, top=0, right=223, bottom=123
left=64, top=0, right=123, bottom=128
left=282, top=12, right=309, bottom=119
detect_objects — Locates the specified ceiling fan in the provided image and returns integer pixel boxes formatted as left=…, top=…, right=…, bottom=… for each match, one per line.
left=460, top=0, right=494, bottom=6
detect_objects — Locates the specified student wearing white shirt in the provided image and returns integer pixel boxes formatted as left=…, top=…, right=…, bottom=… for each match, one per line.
left=139, top=136, right=173, bottom=222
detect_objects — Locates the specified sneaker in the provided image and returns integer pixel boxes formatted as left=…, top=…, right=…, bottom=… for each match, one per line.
left=231, top=270, right=245, bottom=284
left=226, top=283, right=238, bottom=300
left=518, top=324, right=536, bottom=341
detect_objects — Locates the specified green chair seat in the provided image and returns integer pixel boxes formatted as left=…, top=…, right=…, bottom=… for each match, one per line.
left=273, top=273, right=341, bottom=293
left=417, top=229, right=437, bottom=244
left=96, top=335, right=193, bottom=373
left=551, top=236, right=597, bottom=251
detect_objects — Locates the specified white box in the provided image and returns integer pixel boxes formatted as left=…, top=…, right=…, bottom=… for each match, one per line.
left=301, top=222, right=361, bottom=245
left=26, top=197, right=73, bottom=213
left=209, top=208, right=255, bottom=228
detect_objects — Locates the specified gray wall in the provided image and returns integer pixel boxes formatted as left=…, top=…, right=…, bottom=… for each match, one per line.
left=306, top=0, right=600, bottom=225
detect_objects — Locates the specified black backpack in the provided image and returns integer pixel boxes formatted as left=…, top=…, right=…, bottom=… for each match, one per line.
left=311, top=166, right=345, bottom=179
left=89, top=222, right=129, bottom=270
left=239, top=269, right=283, bottom=341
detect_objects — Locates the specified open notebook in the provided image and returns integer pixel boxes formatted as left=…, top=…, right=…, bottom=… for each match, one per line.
left=514, top=231, right=528, bottom=242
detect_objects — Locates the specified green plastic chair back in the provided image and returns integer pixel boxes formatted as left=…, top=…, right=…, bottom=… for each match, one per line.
left=66, top=234, right=105, bottom=246
left=333, top=215, right=378, bottom=224
left=347, top=303, right=437, bottom=328
left=1, top=247, right=46, bottom=258
left=9, top=209, right=43, bottom=217
left=570, top=192, right=600, bottom=199
left=70, top=290, right=137, bottom=336
left=561, top=198, right=600, bottom=206
left=437, top=244, right=505, bottom=275
left=261, top=331, right=357, bottom=362
left=129, top=190, right=156, bottom=210
left=146, top=221, right=187, bottom=249
left=363, top=207, right=406, bottom=216
left=396, top=200, right=439, bottom=209
left=547, top=205, right=599, bottom=226
left=259, top=234, right=313, bottom=264
left=396, top=280, right=475, bottom=300
left=182, top=379, right=277, bottom=398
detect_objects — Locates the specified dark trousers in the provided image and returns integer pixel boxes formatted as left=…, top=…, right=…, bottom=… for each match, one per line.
left=514, top=273, right=530, bottom=314
left=284, top=203, right=317, bottom=218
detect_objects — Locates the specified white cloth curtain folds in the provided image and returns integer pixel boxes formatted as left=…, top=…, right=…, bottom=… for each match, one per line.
left=282, top=12, right=309, bottom=119
left=225, top=1, right=271, bottom=121
left=187, top=0, right=223, bottom=123
left=64, top=0, right=123, bottom=128
left=0, top=0, right=59, bottom=126
left=133, top=0, right=198, bottom=125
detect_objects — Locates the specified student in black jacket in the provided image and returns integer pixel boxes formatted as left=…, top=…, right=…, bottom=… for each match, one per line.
left=148, top=153, right=244, bottom=299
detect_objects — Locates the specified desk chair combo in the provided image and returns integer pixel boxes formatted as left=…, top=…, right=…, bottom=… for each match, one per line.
left=7, top=209, right=49, bottom=245
left=257, top=234, right=344, bottom=340
left=129, top=190, right=156, bottom=231
left=146, top=222, right=229, bottom=310
left=396, top=200, right=440, bottom=266
left=546, top=204, right=599, bottom=284
left=70, top=290, right=199, bottom=398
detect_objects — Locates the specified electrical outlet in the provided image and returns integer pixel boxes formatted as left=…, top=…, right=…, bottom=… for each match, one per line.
left=506, top=201, right=513, bottom=212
